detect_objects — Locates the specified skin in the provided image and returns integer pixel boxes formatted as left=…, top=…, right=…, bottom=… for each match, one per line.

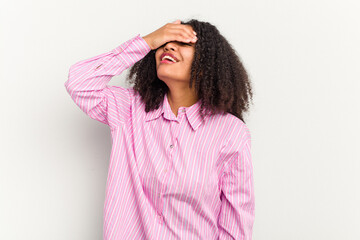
left=142, top=20, right=198, bottom=117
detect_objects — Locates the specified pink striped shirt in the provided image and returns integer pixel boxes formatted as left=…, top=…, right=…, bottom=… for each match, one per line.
left=65, top=34, right=255, bottom=239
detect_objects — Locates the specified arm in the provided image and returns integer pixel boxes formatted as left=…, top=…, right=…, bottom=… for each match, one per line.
left=218, top=124, right=255, bottom=240
left=64, top=34, right=151, bottom=128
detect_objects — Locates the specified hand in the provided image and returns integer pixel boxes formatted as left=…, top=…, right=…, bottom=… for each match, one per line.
left=142, top=19, right=197, bottom=50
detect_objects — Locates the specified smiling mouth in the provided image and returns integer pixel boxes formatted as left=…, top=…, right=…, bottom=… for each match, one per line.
left=160, top=59, right=178, bottom=64
left=160, top=53, right=179, bottom=64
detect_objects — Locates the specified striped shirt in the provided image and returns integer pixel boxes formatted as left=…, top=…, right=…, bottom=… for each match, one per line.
left=65, top=34, right=255, bottom=240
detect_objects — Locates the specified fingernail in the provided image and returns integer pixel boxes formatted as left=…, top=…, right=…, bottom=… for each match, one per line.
left=193, top=31, right=197, bottom=35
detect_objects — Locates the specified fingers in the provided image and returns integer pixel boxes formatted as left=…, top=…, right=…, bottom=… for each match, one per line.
left=168, top=29, right=197, bottom=44
left=169, top=20, right=196, bottom=36
left=173, top=25, right=196, bottom=38
left=169, top=24, right=197, bottom=43
left=171, top=23, right=196, bottom=36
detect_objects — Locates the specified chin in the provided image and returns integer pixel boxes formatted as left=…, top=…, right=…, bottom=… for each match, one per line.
left=157, top=74, right=174, bottom=83
left=157, top=70, right=174, bottom=80
left=157, top=71, right=190, bottom=83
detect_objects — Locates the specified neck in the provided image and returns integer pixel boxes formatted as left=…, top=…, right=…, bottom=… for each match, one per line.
left=167, top=87, right=198, bottom=117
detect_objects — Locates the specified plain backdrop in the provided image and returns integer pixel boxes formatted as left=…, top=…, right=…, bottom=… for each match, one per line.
left=1, top=0, right=359, bottom=239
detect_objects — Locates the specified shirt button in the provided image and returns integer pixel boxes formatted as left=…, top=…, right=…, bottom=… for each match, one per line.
left=182, top=109, right=186, bottom=112
left=157, top=214, right=164, bottom=223
left=170, top=144, right=174, bottom=149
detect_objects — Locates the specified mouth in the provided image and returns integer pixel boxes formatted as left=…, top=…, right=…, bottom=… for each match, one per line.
left=160, top=53, right=179, bottom=64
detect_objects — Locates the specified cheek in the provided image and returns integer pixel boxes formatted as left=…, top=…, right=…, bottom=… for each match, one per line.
left=155, top=54, right=160, bottom=66
left=186, top=55, right=195, bottom=68
left=155, top=51, right=160, bottom=61
left=186, top=51, right=195, bottom=64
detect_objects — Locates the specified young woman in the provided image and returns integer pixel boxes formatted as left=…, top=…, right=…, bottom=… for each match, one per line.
left=65, top=19, right=255, bottom=240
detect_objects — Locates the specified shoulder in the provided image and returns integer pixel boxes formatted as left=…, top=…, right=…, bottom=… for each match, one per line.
left=207, top=112, right=251, bottom=144
left=102, top=86, right=146, bottom=113
left=214, top=113, right=252, bottom=176
left=104, top=86, right=141, bottom=101
left=211, top=112, right=251, bottom=158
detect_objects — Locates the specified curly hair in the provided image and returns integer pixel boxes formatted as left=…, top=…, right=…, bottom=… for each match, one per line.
left=127, top=19, right=253, bottom=123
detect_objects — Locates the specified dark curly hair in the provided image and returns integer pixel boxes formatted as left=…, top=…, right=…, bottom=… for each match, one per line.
left=127, top=19, right=253, bottom=123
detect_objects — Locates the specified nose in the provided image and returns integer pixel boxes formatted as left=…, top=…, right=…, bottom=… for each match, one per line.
left=163, top=41, right=177, bottom=52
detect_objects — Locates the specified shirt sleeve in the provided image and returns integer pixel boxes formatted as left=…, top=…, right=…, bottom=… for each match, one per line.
left=217, top=124, right=255, bottom=240
left=64, top=34, right=151, bottom=128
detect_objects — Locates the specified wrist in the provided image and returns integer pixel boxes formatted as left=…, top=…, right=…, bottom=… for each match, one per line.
left=142, top=35, right=153, bottom=50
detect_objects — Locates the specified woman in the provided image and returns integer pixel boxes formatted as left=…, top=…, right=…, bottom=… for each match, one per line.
left=65, top=19, right=255, bottom=240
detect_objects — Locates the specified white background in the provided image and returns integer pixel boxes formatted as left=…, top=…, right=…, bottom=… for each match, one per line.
left=1, top=0, right=359, bottom=239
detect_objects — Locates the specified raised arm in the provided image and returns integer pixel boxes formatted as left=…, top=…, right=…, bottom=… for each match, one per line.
left=64, top=34, right=151, bottom=128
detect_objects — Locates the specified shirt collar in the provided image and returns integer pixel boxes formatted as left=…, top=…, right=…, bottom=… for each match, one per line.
left=144, top=93, right=206, bottom=131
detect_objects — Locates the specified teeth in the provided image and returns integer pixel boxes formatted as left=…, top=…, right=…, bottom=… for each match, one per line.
left=162, top=55, right=176, bottom=62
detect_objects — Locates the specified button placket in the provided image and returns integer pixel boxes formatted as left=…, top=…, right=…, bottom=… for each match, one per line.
left=156, top=184, right=165, bottom=220
left=156, top=188, right=165, bottom=224
left=173, top=116, right=182, bottom=141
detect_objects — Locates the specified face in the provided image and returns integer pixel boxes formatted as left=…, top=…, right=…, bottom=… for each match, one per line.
left=155, top=40, right=195, bottom=85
